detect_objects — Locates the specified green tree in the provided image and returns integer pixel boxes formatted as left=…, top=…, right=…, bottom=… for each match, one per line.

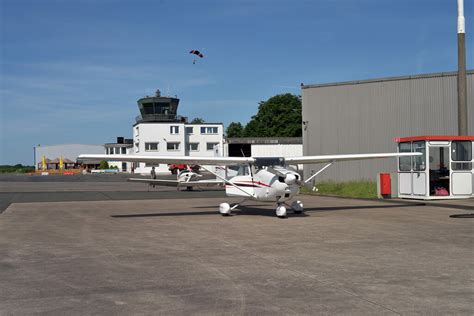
left=99, top=160, right=109, bottom=170
left=190, top=117, right=205, bottom=124
left=226, top=122, right=244, bottom=137
left=243, top=93, right=302, bottom=137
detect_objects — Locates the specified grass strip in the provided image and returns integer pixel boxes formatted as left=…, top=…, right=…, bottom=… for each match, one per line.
left=301, top=180, right=378, bottom=199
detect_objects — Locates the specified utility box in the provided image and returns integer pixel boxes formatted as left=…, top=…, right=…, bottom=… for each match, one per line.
left=395, top=136, right=474, bottom=200
left=380, top=173, right=392, bottom=195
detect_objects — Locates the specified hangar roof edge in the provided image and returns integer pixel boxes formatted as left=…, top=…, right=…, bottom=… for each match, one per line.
left=226, top=137, right=302, bottom=144
left=302, top=70, right=474, bottom=89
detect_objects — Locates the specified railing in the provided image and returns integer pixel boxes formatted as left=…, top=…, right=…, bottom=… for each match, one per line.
left=135, top=114, right=187, bottom=123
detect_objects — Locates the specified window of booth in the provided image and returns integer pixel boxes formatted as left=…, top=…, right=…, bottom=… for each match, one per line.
left=398, top=142, right=412, bottom=171
left=413, top=141, right=426, bottom=171
left=451, top=141, right=472, bottom=170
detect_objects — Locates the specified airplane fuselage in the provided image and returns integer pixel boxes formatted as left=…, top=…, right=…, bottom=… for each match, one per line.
left=225, top=168, right=300, bottom=202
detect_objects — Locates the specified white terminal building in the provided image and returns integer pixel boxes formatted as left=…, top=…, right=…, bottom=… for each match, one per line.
left=106, top=90, right=224, bottom=174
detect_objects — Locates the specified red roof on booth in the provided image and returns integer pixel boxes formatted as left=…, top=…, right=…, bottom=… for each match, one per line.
left=394, top=135, right=474, bottom=142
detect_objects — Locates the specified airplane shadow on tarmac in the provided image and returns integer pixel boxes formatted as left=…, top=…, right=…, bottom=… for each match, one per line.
left=110, top=203, right=423, bottom=219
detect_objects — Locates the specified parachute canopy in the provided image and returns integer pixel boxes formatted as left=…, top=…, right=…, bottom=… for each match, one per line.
left=189, top=50, right=204, bottom=58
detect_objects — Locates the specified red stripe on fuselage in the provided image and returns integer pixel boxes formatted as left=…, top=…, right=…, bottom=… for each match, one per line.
left=237, top=180, right=271, bottom=187
left=226, top=183, right=259, bottom=188
left=226, top=180, right=270, bottom=188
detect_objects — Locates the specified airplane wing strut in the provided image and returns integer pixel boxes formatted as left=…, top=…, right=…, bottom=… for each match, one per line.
left=304, top=161, right=335, bottom=184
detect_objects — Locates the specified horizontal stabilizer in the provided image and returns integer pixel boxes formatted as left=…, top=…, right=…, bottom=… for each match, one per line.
left=128, top=178, right=223, bottom=187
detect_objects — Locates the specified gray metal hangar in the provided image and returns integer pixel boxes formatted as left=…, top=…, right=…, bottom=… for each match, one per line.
left=301, top=70, right=474, bottom=182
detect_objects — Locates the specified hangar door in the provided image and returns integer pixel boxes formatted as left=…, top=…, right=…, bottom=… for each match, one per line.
left=228, top=143, right=251, bottom=157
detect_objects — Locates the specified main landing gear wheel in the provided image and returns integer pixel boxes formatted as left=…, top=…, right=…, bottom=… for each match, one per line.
left=219, top=203, right=231, bottom=216
left=276, top=204, right=287, bottom=218
left=291, top=200, right=304, bottom=214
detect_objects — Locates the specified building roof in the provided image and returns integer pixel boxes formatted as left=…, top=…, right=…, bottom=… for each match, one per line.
left=302, top=70, right=474, bottom=89
left=226, top=137, right=302, bottom=145
left=186, top=123, right=224, bottom=125
left=104, top=143, right=133, bottom=148
left=395, top=135, right=474, bottom=143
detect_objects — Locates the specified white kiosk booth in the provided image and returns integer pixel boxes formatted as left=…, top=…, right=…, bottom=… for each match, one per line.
left=396, top=136, right=474, bottom=200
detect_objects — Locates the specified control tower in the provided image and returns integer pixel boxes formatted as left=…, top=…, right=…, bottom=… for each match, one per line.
left=135, top=89, right=186, bottom=123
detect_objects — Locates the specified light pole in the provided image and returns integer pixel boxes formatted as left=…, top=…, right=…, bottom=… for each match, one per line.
left=457, top=0, right=468, bottom=135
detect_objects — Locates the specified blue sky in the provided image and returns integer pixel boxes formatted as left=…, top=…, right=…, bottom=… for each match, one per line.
left=1, top=0, right=472, bottom=164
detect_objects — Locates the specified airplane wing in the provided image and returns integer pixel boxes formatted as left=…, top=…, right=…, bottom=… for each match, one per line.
left=78, top=154, right=254, bottom=166
left=79, top=152, right=419, bottom=167
left=128, top=178, right=223, bottom=187
left=284, top=152, right=420, bottom=164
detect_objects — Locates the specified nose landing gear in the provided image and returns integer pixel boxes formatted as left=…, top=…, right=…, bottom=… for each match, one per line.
left=219, top=203, right=231, bottom=216
left=276, top=204, right=287, bottom=218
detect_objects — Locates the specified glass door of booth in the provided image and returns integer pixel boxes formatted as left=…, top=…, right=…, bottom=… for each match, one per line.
left=450, top=141, right=473, bottom=195
left=429, top=144, right=450, bottom=197
left=398, top=141, right=427, bottom=196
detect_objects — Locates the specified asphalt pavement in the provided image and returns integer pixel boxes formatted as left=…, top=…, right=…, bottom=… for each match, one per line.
left=0, top=173, right=473, bottom=314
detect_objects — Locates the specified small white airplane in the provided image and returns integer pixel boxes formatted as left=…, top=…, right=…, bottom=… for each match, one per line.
left=128, top=168, right=223, bottom=190
left=79, top=152, right=420, bottom=218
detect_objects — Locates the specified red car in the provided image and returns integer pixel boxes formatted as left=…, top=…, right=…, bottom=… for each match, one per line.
left=168, top=164, right=200, bottom=174
left=168, top=164, right=187, bottom=174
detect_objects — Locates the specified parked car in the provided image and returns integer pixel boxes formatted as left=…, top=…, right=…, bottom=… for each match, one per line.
left=168, top=164, right=200, bottom=174
left=168, top=164, right=187, bottom=174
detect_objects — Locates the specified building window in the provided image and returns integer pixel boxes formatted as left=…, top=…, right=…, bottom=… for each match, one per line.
left=135, top=142, right=139, bottom=153
left=201, top=126, right=218, bottom=134
left=189, top=143, right=199, bottom=151
left=121, top=147, right=126, bottom=154
left=185, top=127, right=193, bottom=134
left=145, top=142, right=159, bottom=151
left=206, top=142, right=219, bottom=151
left=170, top=126, right=179, bottom=134
left=167, top=142, right=180, bottom=151
left=135, top=126, right=139, bottom=136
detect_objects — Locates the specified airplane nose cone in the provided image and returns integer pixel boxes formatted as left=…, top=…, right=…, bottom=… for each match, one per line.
left=284, top=174, right=297, bottom=185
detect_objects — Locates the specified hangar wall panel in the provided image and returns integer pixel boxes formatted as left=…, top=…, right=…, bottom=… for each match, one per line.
left=302, top=71, right=473, bottom=181
left=251, top=144, right=303, bottom=158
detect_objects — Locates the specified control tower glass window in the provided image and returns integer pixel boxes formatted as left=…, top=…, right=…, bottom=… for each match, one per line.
left=143, top=103, right=154, bottom=115
left=154, top=102, right=171, bottom=114
left=143, top=102, right=172, bottom=115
